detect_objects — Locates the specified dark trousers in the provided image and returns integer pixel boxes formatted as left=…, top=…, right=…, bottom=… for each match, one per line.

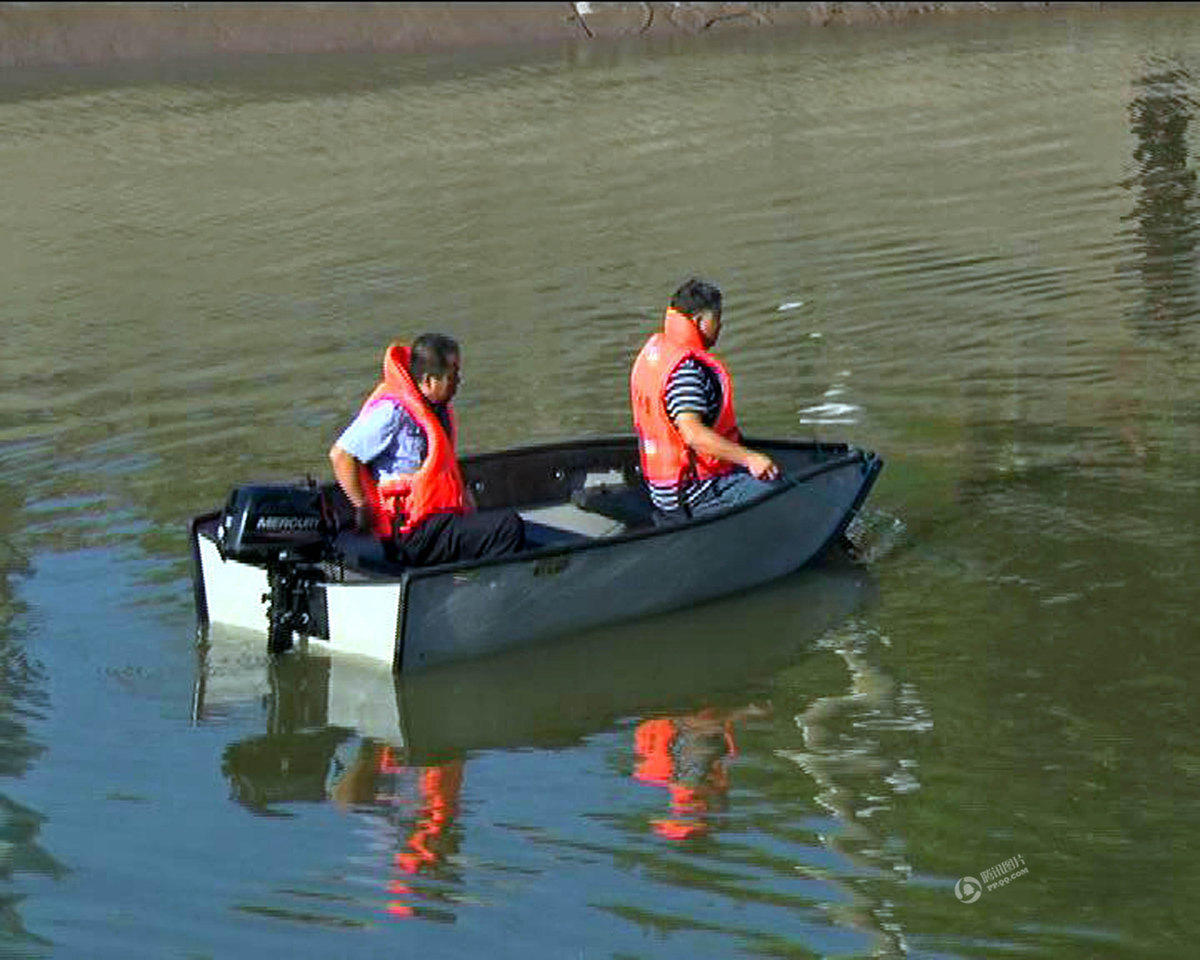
left=398, top=509, right=525, bottom=566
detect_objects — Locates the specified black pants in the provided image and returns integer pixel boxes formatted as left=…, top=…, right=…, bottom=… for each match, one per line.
left=398, top=509, right=525, bottom=566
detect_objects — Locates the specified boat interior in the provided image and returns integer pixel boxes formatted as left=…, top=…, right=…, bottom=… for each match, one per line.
left=451, top=438, right=654, bottom=548
left=297, top=438, right=654, bottom=577
left=463, top=435, right=855, bottom=550
left=197, top=437, right=861, bottom=580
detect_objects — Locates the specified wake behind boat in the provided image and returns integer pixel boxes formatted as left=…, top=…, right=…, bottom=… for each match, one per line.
left=189, top=435, right=881, bottom=672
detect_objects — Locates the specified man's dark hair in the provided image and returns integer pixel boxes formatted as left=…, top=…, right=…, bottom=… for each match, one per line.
left=409, top=333, right=460, bottom=381
left=670, top=278, right=722, bottom=319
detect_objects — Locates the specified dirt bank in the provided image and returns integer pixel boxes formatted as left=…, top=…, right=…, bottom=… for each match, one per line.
left=0, top=2, right=1113, bottom=70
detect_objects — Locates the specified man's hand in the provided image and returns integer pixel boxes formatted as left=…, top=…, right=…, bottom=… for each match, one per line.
left=674, top=414, right=780, bottom=482
left=744, top=450, right=780, bottom=482
left=354, top=502, right=375, bottom=534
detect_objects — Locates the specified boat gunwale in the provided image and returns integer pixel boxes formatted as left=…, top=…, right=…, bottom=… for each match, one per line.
left=190, top=433, right=882, bottom=586
left=190, top=510, right=220, bottom=629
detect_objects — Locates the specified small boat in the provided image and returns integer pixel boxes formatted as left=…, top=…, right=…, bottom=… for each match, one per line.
left=189, top=435, right=881, bottom=673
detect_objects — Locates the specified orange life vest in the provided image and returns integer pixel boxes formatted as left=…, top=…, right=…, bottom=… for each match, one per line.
left=630, top=308, right=741, bottom=490
left=356, top=342, right=469, bottom=538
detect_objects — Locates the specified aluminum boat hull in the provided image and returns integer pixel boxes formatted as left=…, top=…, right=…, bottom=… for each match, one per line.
left=190, top=436, right=881, bottom=672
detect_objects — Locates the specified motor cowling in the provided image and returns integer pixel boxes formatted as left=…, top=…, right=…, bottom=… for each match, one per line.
left=216, top=483, right=333, bottom=564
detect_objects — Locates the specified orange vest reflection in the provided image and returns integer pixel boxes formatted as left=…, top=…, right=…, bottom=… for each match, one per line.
left=333, top=742, right=463, bottom=918
left=374, top=746, right=464, bottom=917
left=633, top=712, right=737, bottom=840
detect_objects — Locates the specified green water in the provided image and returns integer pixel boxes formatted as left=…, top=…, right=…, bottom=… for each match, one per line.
left=0, top=7, right=1197, bottom=957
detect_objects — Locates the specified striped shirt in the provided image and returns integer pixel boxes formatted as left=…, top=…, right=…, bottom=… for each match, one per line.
left=648, top=357, right=723, bottom=513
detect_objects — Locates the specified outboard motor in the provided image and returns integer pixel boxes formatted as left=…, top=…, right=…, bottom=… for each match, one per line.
left=217, top=483, right=331, bottom=564
left=216, top=482, right=336, bottom=655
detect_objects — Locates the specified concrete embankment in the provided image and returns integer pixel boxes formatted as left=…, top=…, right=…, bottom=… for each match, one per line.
left=0, top=2, right=1114, bottom=70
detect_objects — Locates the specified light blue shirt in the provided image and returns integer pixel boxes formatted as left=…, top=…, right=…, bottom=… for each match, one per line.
left=335, top=400, right=429, bottom=483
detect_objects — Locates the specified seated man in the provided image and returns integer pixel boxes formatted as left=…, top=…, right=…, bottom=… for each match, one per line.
left=328, top=333, right=524, bottom=565
left=630, top=278, right=781, bottom=521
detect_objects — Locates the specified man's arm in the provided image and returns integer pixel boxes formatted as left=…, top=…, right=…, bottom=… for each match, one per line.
left=328, top=442, right=366, bottom=508
left=674, top=413, right=780, bottom=481
left=329, top=441, right=378, bottom=533
left=328, top=401, right=403, bottom=529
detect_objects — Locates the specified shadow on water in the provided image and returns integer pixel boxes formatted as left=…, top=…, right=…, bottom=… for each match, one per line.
left=1124, top=61, right=1199, bottom=340
left=200, top=561, right=877, bottom=922
left=0, top=469, right=66, bottom=955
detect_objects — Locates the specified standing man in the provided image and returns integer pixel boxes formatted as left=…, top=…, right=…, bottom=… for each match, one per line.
left=329, top=333, right=524, bottom=565
left=630, top=278, right=781, bottom=520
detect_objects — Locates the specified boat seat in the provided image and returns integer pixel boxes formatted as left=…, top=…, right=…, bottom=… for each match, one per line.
left=334, top=486, right=651, bottom=568
left=519, top=503, right=624, bottom=540
left=336, top=513, right=605, bottom=571
left=570, top=483, right=654, bottom=529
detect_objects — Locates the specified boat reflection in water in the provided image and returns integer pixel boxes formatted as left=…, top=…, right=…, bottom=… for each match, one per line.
left=198, top=558, right=876, bottom=919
